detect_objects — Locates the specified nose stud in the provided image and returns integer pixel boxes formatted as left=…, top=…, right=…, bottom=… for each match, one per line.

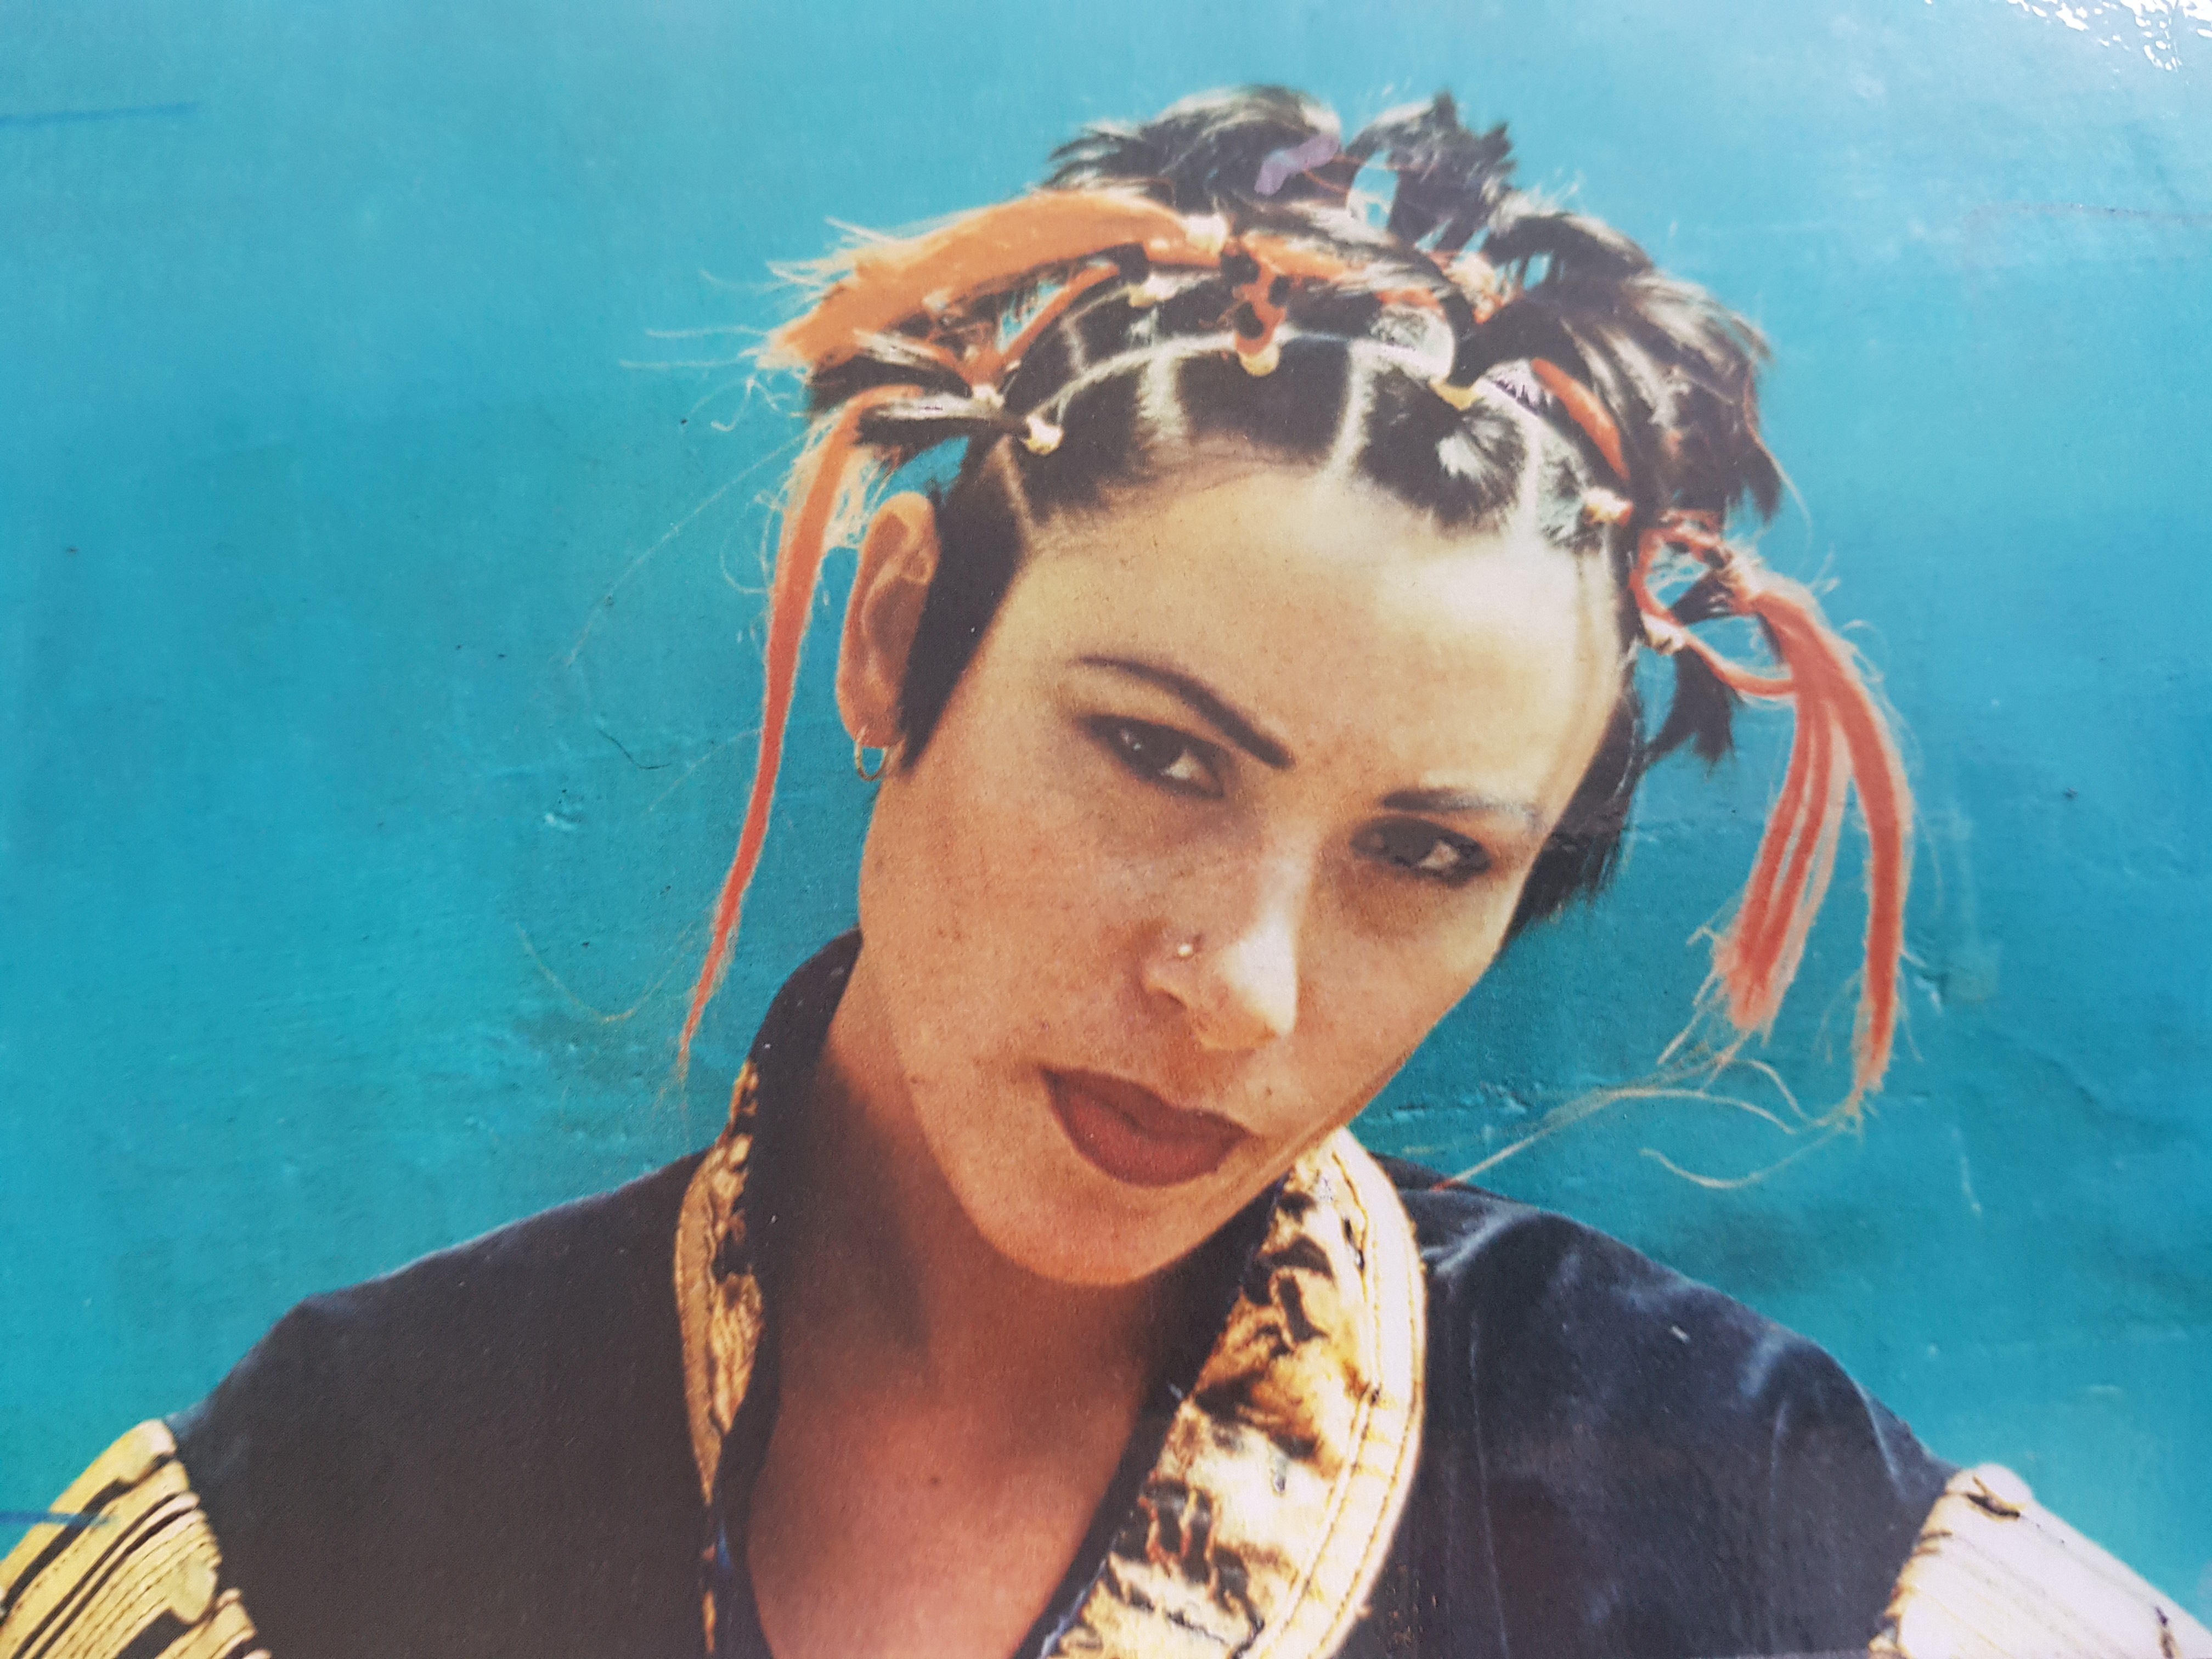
left=1174, top=939, right=1198, bottom=960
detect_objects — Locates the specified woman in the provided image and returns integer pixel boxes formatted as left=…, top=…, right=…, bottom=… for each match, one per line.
left=5, top=86, right=2202, bottom=1659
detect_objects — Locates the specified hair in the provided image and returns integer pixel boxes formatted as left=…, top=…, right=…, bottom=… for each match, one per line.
left=678, top=86, right=1911, bottom=1115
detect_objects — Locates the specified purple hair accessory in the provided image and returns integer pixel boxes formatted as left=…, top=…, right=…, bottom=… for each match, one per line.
left=1255, top=133, right=1340, bottom=198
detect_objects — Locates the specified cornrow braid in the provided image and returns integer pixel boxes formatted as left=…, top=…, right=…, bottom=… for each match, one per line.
left=677, top=86, right=1910, bottom=1117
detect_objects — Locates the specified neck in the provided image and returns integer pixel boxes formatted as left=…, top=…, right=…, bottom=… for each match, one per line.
left=780, top=950, right=1178, bottom=1429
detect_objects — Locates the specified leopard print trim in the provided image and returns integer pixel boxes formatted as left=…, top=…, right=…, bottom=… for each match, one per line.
left=673, top=1063, right=1426, bottom=1659
left=675, top=1062, right=767, bottom=1506
left=1040, top=1132, right=1426, bottom=1659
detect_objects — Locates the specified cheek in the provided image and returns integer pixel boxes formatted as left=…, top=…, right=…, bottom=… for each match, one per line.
left=1274, top=862, right=1537, bottom=1138
left=1305, top=935, right=1493, bottom=1090
left=866, top=700, right=1142, bottom=1037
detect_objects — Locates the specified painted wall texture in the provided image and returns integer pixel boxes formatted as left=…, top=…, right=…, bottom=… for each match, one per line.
left=4, top=0, right=2208, bottom=1617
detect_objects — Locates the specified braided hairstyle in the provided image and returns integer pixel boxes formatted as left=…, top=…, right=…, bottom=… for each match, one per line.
left=682, top=86, right=1910, bottom=1114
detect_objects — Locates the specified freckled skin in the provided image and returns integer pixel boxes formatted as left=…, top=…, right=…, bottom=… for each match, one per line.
left=839, top=459, right=1623, bottom=1288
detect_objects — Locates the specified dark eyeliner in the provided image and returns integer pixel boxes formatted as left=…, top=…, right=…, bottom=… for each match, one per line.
left=1082, top=715, right=1224, bottom=799
left=1353, top=818, right=1493, bottom=887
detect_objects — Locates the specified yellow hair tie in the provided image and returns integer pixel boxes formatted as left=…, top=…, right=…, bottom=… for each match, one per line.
left=1429, top=376, right=1479, bottom=411
left=1238, top=340, right=1282, bottom=377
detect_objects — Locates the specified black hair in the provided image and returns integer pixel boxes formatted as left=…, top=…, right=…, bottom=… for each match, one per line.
left=844, top=87, right=1784, bottom=938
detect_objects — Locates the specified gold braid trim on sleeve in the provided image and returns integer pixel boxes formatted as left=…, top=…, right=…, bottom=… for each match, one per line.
left=1875, top=1463, right=2212, bottom=1659
left=1, top=1421, right=266, bottom=1659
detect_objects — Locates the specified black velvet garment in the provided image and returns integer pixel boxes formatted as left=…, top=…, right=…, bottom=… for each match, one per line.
left=171, top=941, right=1951, bottom=1659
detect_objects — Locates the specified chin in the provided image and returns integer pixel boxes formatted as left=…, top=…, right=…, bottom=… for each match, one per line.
left=947, top=1143, right=1242, bottom=1289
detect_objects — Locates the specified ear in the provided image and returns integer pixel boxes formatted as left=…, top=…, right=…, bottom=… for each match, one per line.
left=837, top=492, right=941, bottom=747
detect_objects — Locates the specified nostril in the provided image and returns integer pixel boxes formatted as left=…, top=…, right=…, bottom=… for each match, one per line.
left=1191, top=938, right=1299, bottom=1052
left=1144, top=934, right=1295, bottom=1050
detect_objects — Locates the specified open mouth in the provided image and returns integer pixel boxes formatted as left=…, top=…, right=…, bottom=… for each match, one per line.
left=1045, top=1070, right=1248, bottom=1188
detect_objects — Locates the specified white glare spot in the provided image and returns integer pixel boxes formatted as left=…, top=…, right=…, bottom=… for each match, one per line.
left=1984, top=0, right=2197, bottom=66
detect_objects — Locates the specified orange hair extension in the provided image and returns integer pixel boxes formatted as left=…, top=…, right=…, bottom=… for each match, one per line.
left=684, top=183, right=1908, bottom=1114
left=1229, top=250, right=1290, bottom=372
left=1229, top=229, right=1421, bottom=372
left=768, top=193, right=1221, bottom=373
left=675, top=384, right=912, bottom=1074
left=986, top=263, right=1125, bottom=385
left=1530, top=358, right=1628, bottom=481
left=769, top=195, right=1390, bottom=382
left=680, top=193, right=1394, bottom=1074
left=1633, top=515, right=1911, bottom=1105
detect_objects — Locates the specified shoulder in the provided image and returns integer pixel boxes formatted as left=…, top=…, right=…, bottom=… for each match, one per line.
left=1380, top=1153, right=1937, bottom=1453
left=178, top=1151, right=702, bottom=1437
left=1385, top=1155, right=1909, bottom=1435
left=1375, top=1155, right=1955, bottom=1656
left=166, top=1155, right=706, bottom=1658
left=173, top=1152, right=702, bottom=1484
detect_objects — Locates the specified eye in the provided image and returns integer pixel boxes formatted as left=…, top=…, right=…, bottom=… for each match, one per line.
left=1086, top=716, right=1223, bottom=798
left=1353, top=818, right=1493, bottom=887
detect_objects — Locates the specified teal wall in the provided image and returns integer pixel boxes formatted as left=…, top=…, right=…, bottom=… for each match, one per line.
left=4, top=0, right=2207, bottom=1614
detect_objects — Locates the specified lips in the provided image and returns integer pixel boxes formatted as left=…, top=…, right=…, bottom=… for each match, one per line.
left=1046, top=1070, right=1248, bottom=1188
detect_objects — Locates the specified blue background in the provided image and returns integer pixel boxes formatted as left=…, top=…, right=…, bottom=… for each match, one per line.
left=4, top=0, right=2208, bottom=1616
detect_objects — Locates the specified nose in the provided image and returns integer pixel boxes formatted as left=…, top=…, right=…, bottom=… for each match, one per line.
left=1142, top=859, right=1306, bottom=1052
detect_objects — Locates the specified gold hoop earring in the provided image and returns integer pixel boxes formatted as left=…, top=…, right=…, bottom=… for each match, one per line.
left=854, top=737, right=898, bottom=783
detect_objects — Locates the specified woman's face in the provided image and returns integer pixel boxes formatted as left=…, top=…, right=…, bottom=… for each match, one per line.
left=843, top=456, right=1623, bottom=1286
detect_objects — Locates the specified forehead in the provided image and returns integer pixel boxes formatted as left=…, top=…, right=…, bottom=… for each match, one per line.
left=989, top=464, right=1623, bottom=801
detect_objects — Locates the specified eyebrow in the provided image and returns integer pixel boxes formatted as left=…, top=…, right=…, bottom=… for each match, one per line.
left=1382, top=787, right=1543, bottom=831
left=1075, top=656, right=1544, bottom=827
left=1075, top=655, right=1294, bottom=770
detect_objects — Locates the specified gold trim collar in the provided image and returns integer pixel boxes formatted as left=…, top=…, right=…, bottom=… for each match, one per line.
left=675, top=1060, right=1426, bottom=1659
